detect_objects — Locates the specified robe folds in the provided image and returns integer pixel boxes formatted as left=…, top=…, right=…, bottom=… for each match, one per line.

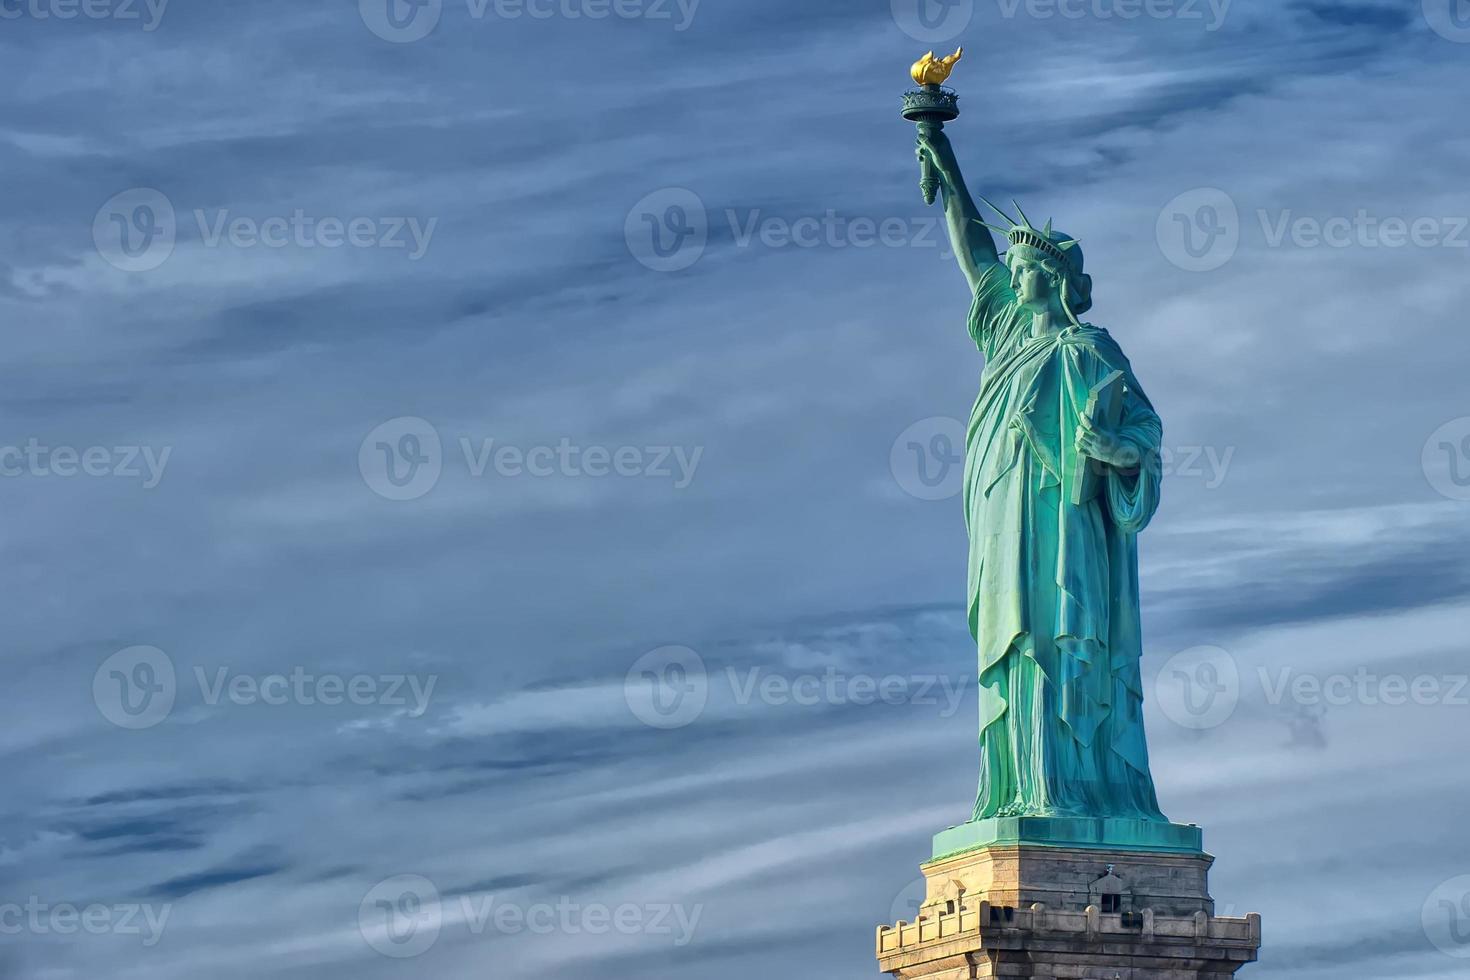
left=963, top=263, right=1167, bottom=822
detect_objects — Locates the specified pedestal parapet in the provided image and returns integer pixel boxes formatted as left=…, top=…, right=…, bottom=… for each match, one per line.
left=876, top=843, right=1262, bottom=980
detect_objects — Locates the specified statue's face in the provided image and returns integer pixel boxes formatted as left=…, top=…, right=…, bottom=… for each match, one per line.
left=1008, top=253, right=1058, bottom=312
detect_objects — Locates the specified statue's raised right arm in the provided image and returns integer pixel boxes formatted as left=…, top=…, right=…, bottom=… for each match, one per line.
left=915, top=131, right=1002, bottom=293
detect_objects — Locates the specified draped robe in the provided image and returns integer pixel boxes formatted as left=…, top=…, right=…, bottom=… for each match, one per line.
left=963, top=263, right=1167, bottom=822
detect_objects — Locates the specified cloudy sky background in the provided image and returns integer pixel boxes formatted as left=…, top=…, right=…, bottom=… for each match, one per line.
left=3, top=0, right=1470, bottom=976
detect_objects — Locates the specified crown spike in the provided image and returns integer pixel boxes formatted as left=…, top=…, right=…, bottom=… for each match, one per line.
left=1042, top=218, right=1053, bottom=238
left=1011, top=199, right=1034, bottom=231
left=976, top=195, right=1019, bottom=227
left=972, top=219, right=1014, bottom=238
left=1056, top=239, right=1079, bottom=251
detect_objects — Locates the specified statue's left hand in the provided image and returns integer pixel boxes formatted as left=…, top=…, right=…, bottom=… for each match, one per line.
left=1075, top=414, right=1141, bottom=470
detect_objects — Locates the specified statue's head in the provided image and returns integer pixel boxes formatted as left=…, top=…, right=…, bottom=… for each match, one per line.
left=976, top=199, right=1093, bottom=321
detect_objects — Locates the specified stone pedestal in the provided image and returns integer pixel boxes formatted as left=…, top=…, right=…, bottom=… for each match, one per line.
left=876, top=843, right=1261, bottom=979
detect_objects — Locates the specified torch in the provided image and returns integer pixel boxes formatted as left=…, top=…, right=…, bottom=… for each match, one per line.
left=902, top=49, right=963, bottom=206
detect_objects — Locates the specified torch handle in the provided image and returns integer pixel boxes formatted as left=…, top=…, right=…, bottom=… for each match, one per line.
left=916, top=119, right=943, bottom=206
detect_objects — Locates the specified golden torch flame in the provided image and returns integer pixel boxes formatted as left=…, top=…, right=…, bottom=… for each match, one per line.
left=910, top=47, right=963, bottom=87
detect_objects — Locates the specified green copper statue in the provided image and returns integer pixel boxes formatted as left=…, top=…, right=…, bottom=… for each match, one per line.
left=905, top=55, right=1188, bottom=852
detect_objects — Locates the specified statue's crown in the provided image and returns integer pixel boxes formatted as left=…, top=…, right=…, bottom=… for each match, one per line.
left=974, top=197, right=1081, bottom=271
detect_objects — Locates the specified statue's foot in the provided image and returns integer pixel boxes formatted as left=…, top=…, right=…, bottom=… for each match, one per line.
left=1034, top=806, right=1088, bottom=818
left=990, top=804, right=1089, bottom=819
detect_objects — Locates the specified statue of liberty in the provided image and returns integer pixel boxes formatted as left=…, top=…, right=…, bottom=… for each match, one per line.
left=914, top=126, right=1171, bottom=828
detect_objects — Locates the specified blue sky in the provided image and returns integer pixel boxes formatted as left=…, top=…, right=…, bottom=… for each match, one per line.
left=4, top=0, right=1470, bottom=977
